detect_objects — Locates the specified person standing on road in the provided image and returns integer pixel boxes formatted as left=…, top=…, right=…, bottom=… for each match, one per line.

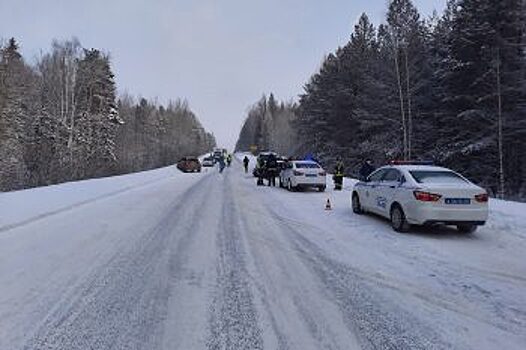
left=256, top=157, right=265, bottom=185
left=266, top=154, right=278, bottom=187
left=227, top=154, right=232, bottom=167
left=333, top=158, right=344, bottom=191
left=243, top=156, right=250, bottom=173
left=359, top=159, right=375, bottom=181
left=218, top=155, right=226, bottom=173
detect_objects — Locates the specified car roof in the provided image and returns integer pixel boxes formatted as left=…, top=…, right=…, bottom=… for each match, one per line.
left=293, top=160, right=318, bottom=164
left=380, top=165, right=452, bottom=172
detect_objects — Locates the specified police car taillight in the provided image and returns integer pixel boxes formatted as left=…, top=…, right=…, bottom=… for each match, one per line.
left=413, top=191, right=442, bottom=202
left=475, top=193, right=489, bottom=203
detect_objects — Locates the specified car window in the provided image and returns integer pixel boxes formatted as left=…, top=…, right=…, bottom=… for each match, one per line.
left=368, top=169, right=385, bottom=182
left=295, top=162, right=320, bottom=169
left=409, top=171, right=468, bottom=184
left=382, top=169, right=401, bottom=182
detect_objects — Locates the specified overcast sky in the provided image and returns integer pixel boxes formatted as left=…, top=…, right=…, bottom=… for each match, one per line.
left=0, top=0, right=445, bottom=149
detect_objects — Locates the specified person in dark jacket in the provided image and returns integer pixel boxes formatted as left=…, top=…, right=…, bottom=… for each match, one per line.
left=243, top=156, right=250, bottom=173
left=333, top=158, right=344, bottom=190
left=218, top=155, right=226, bottom=173
left=265, top=154, right=278, bottom=186
left=359, top=159, right=375, bottom=181
left=256, top=157, right=265, bottom=185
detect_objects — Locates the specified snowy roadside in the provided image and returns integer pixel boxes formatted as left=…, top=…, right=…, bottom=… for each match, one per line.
left=231, top=155, right=526, bottom=349
left=0, top=165, right=185, bottom=232
left=235, top=152, right=526, bottom=238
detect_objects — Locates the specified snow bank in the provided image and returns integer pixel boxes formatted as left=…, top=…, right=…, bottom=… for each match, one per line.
left=0, top=165, right=182, bottom=231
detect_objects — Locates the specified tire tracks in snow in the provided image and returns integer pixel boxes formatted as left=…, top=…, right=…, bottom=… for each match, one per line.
left=269, top=211, right=526, bottom=339
left=22, top=174, right=211, bottom=350
left=207, top=174, right=264, bottom=350
left=259, top=202, right=452, bottom=349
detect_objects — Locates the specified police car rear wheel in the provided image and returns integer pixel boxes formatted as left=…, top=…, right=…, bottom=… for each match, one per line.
left=391, top=205, right=410, bottom=232
left=457, top=224, right=477, bottom=234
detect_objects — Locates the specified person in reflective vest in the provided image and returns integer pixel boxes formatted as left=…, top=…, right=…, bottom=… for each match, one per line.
left=333, top=158, right=344, bottom=191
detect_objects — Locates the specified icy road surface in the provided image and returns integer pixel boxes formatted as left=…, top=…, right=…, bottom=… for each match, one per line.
left=1, top=157, right=525, bottom=350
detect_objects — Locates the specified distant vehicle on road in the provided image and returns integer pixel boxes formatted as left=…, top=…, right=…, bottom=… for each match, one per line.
left=202, top=156, right=215, bottom=167
left=213, top=150, right=222, bottom=162
left=177, top=157, right=201, bottom=173
left=280, top=160, right=326, bottom=192
left=351, top=161, right=489, bottom=233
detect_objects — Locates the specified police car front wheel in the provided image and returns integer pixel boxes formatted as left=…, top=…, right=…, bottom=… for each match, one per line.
left=352, top=193, right=363, bottom=214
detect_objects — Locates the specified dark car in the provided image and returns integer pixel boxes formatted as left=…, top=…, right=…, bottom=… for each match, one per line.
left=253, top=152, right=278, bottom=177
left=177, top=157, right=201, bottom=173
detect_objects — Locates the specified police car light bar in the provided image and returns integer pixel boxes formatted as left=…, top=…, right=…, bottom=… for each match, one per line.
left=389, top=160, right=435, bottom=166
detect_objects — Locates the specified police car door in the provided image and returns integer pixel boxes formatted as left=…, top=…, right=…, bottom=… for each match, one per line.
left=362, top=169, right=386, bottom=212
left=375, top=169, right=402, bottom=218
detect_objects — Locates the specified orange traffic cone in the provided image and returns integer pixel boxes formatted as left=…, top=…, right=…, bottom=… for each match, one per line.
left=325, top=198, right=332, bottom=210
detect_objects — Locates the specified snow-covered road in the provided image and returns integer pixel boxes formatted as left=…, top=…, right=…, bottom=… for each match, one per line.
left=1, top=158, right=525, bottom=350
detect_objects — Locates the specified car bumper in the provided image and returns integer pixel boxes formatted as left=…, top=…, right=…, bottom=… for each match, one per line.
left=294, top=178, right=326, bottom=187
left=406, top=204, right=488, bottom=225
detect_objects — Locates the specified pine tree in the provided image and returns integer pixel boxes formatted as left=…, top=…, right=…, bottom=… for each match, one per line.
left=386, top=0, right=432, bottom=160
left=441, top=0, right=526, bottom=198
left=74, top=49, right=120, bottom=178
left=0, top=38, right=30, bottom=190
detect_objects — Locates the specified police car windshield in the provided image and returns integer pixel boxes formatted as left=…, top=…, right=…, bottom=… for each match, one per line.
left=296, top=162, right=320, bottom=169
left=409, top=171, right=468, bottom=184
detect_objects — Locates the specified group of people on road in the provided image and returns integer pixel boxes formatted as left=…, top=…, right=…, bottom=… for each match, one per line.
left=332, top=158, right=375, bottom=190
left=227, top=151, right=377, bottom=190
left=255, top=154, right=279, bottom=187
left=217, top=153, right=233, bottom=173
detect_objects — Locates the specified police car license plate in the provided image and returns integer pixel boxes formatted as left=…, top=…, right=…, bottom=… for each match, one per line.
left=445, top=198, right=471, bottom=205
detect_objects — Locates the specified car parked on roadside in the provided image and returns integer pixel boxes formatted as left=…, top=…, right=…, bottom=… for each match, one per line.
left=253, top=151, right=278, bottom=177
left=280, top=160, right=326, bottom=192
left=351, top=161, right=489, bottom=233
left=177, top=157, right=202, bottom=173
left=202, top=156, right=215, bottom=167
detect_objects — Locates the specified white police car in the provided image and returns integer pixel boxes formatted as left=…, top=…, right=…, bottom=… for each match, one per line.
left=351, top=161, right=489, bottom=233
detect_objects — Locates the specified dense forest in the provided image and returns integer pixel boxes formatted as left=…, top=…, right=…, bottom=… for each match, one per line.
left=236, top=0, right=526, bottom=200
left=0, top=38, right=215, bottom=191
left=235, top=94, right=300, bottom=156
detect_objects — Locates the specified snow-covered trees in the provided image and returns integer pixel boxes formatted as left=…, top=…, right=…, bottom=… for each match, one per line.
left=291, top=0, right=526, bottom=199
left=235, top=94, right=299, bottom=156
left=0, top=38, right=215, bottom=191
left=0, top=38, right=35, bottom=190
left=115, top=97, right=215, bottom=173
